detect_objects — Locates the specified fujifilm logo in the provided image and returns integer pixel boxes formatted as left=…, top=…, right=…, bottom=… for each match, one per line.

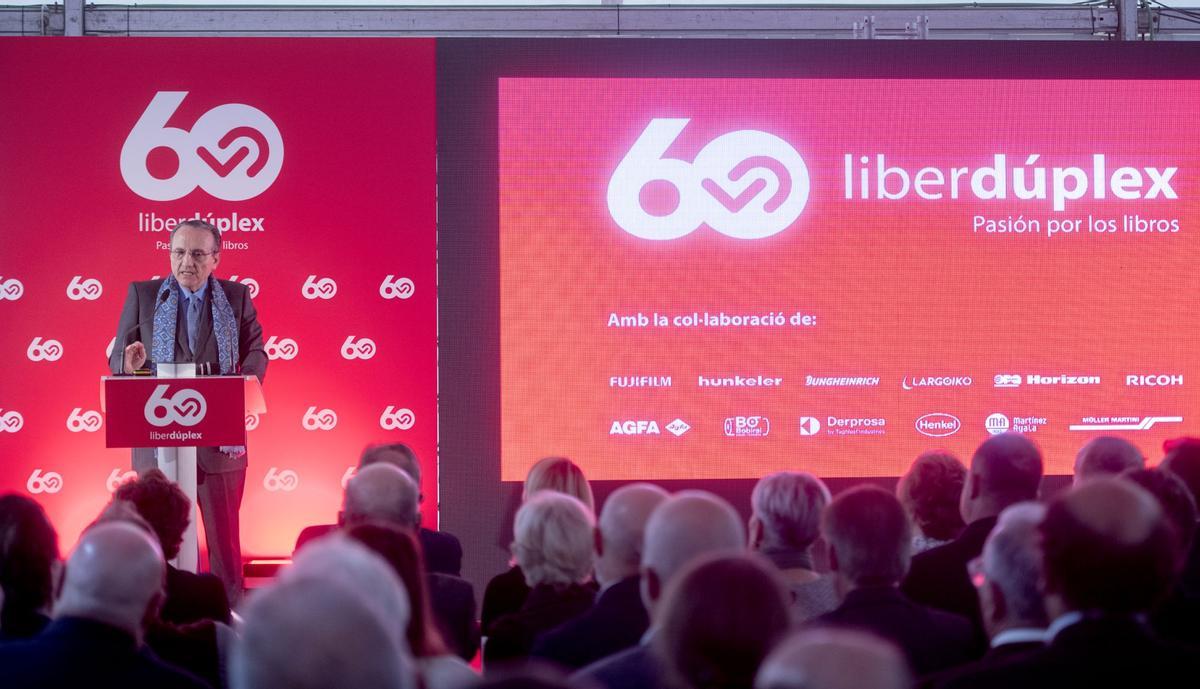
left=610, top=376, right=672, bottom=388
left=1126, top=374, right=1183, bottom=387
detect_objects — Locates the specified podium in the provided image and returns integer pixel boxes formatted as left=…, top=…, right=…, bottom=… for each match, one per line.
left=101, top=367, right=265, bottom=573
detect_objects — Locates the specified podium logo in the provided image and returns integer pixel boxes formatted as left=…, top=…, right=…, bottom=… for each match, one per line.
left=27, top=470, right=63, bottom=495
left=263, top=467, right=299, bottom=492
left=0, top=409, right=24, bottom=433
left=264, top=336, right=299, bottom=361
left=120, top=91, right=284, bottom=202
left=26, top=338, right=63, bottom=362
left=302, top=406, right=338, bottom=431
left=380, top=275, right=415, bottom=300
left=380, top=406, right=415, bottom=430
left=106, top=469, right=138, bottom=493
left=66, top=408, right=103, bottom=433
left=228, top=275, right=260, bottom=299
left=340, top=336, right=377, bottom=360
left=66, top=276, right=103, bottom=301
left=608, top=118, right=810, bottom=240
left=245, top=413, right=260, bottom=431
left=0, top=276, right=24, bottom=301
left=301, top=275, right=337, bottom=300
left=144, top=384, right=207, bottom=427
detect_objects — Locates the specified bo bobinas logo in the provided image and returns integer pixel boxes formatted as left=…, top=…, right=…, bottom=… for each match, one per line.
left=608, top=118, right=810, bottom=240
left=144, top=384, right=207, bottom=427
left=121, top=91, right=284, bottom=202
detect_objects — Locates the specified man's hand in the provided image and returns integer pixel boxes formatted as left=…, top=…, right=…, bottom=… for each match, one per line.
left=123, top=341, right=147, bottom=373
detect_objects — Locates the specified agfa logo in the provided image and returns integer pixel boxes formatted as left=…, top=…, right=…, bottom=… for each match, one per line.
left=264, top=336, right=299, bottom=361
left=380, top=406, right=415, bottom=430
left=263, top=467, right=300, bottom=492
left=26, top=337, right=63, bottom=362
left=106, top=469, right=138, bottom=493
left=228, top=275, right=260, bottom=299
left=610, top=420, right=661, bottom=435
left=301, top=275, right=337, bottom=300
left=144, top=384, right=207, bottom=427
left=66, top=408, right=103, bottom=433
left=0, top=276, right=24, bottom=301
left=27, top=470, right=63, bottom=495
left=302, top=407, right=338, bottom=431
left=0, top=409, right=24, bottom=433
left=66, top=276, right=103, bottom=301
left=340, top=336, right=377, bottom=360
left=120, top=91, right=283, bottom=201
left=608, top=118, right=810, bottom=240
left=380, top=275, right=415, bottom=300
left=665, top=419, right=691, bottom=436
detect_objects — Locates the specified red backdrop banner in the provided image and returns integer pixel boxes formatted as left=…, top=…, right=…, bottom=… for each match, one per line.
left=0, top=38, right=437, bottom=559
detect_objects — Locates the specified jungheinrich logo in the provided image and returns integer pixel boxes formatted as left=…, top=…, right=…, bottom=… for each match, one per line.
left=144, top=385, right=207, bottom=427
left=916, top=413, right=961, bottom=438
left=66, top=276, right=103, bottom=301
left=121, top=91, right=283, bottom=201
left=806, top=376, right=879, bottom=388
left=724, top=416, right=770, bottom=438
left=608, top=119, right=810, bottom=240
left=902, top=376, right=971, bottom=390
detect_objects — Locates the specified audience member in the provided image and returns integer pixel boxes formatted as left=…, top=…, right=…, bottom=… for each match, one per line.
left=115, top=469, right=231, bottom=625
left=813, top=486, right=976, bottom=675
left=483, top=456, right=596, bottom=630
left=485, top=491, right=597, bottom=668
left=1072, top=436, right=1145, bottom=484
left=756, top=629, right=912, bottom=689
left=903, top=433, right=1043, bottom=635
left=655, top=554, right=791, bottom=689
left=1162, top=437, right=1200, bottom=597
left=0, top=522, right=210, bottom=688
left=748, top=471, right=838, bottom=621
left=0, top=493, right=59, bottom=640
left=346, top=521, right=478, bottom=689
left=574, top=490, right=746, bottom=689
left=937, top=478, right=1200, bottom=689
left=533, top=482, right=669, bottom=669
left=897, top=452, right=967, bottom=553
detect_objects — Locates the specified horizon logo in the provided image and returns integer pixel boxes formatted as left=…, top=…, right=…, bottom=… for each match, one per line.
left=985, top=413, right=1011, bottom=435
left=120, top=91, right=283, bottom=201
left=144, top=385, right=206, bottom=427
left=302, top=407, right=338, bottom=431
left=66, top=276, right=103, bottom=301
left=611, top=420, right=660, bottom=435
left=264, top=336, right=299, bottom=361
left=340, top=336, right=377, bottom=360
left=916, top=413, right=961, bottom=438
left=1126, top=374, right=1183, bottom=387
left=380, top=406, right=415, bottom=430
left=903, top=376, right=971, bottom=390
left=263, top=467, right=299, bottom=492
left=66, top=408, right=103, bottom=433
left=380, top=275, right=415, bottom=300
left=106, top=469, right=138, bottom=493
left=1026, top=374, right=1100, bottom=385
left=608, top=119, right=810, bottom=240
left=301, top=275, right=337, bottom=300
left=0, top=409, right=25, bottom=433
left=26, top=470, right=63, bottom=495
left=0, top=276, right=24, bottom=300
left=26, top=337, right=63, bottom=362
left=228, top=275, right=260, bottom=299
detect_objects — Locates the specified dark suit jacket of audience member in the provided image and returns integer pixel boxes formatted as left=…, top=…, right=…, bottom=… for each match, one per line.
left=572, top=642, right=663, bottom=689
left=294, top=523, right=464, bottom=576
left=428, top=571, right=480, bottom=660
left=918, top=639, right=1044, bottom=689
left=902, top=516, right=998, bottom=635
left=0, top=610, right=50, bottom=641
left=161, top=565, right=231, bottom=626
left=0, top=616, right=212, bottom=689
left=531, top=576, right=649, bottom=670
left=934, top=616, right=1200, bottom=689
left=482, top=565, right=531, bottom=632
left=483, top=582, right=595, bottom=667
left=146, top=619, right=223, bottom=689
left=811, top=586, right=979, bottom=676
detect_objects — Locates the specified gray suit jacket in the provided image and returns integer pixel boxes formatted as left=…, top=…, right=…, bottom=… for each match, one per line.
left=110, top=278, right=267, bottom=473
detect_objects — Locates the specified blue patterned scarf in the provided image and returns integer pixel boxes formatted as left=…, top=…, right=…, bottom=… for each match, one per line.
left=151, top=276, right=239, bottom=374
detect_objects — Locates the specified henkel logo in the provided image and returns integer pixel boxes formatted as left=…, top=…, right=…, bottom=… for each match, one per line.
left=724, top=415, right=770, bottom=438
left=985, top=413, right=1011, bottom=435
left=340, top=336, right=377, bottom=360
left=916, top=413, right=961, bottom=438
left=106, top=469, right=138, bottom=493
left=120, top=91, right=283, bottom=201
left=0, top=409, right=25, bottom=433
left=380, top=406, right=415, bottom=430
left=903, top=376, right=972, bottom=390
left=245, top=413, right=260, bottom=431
left=66, top=408, right=103, bottom=433
left=264, top=336, right=299, bottom=361
left=301, top=275, right=338, bottom=300
left=608, top=118, right=810, bottom=240
left=994, top=374, right=1021, bottom=388
left=66, top=276, right=103, bottom=301
left=380, top=275, right=415, bottom=300
left=1126, top=374, right=1184, bottom=387
left=144, top=384, right=207, bottom=427
left=263, top=467, right=300, bottom=492
left=26, top=338, right=63, bottom=362
left=799, top=416, right=822, bottom=436
left=302, top=406, right=338, bottom=431
left=228, top=275, right=260, bottom=299
left=26, top=470, right=63, bottom=495
left=610, top=420, right=661, bottom=435
left=0, top=276, right=24, bottom=300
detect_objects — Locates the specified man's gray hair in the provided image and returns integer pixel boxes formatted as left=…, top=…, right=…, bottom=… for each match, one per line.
left=343, top=463, right=419, bottom=527
left=755, top=629, right=911, bottom=689
left=752, top=472, right=831, bottom=550
left=982, top=502, right=1048, bottom=625
left=359, top=442, right=421, bottom=485
left=643, top=490, right=746, bottom=587
left=1074, top=436, right=1145, bottom=484
left=170, top=219, right=221, bottom=253
left=513, top=490, right=596, bottom=587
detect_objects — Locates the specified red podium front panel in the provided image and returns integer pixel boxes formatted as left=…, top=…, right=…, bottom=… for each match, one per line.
left=104, top=377, right=246, bottom=448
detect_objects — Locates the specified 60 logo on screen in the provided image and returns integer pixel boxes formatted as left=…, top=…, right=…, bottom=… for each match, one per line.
left=607, top=119, right=810, bottom=240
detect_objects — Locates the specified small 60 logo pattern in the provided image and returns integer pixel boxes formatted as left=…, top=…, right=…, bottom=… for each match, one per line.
left=341, top=336, right=377, bottom=360
left=302, top=275, right=338, bottom=300
left=27, top=469, right=63, bottom=494
left=302, top=406, right=338, bottom=431
left=0, top=409, right=25, bottom=433
left=379, top=275, right=415, bottom=300
left=228, top=275, right=260, bottom=299
left=27, top=337, right=64, bottom=362
left=264, top=336, right=299, bottom=361
left=66, top=408, right=103, bottom=433
left=0, top=276, right=24, bottom=301
left=106, top=469, right=138, bottom=493
left=379, top=406, right=415, bottom=430
left=263, top=467, right=300, bottom=492
left=66, top=276, right=103, bottom=301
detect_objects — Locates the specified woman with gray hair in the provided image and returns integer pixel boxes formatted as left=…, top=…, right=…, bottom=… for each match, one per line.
left=483, top=491, right=596, bottom=669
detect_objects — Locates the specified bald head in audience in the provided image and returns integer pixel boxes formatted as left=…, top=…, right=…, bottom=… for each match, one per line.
left=976, top=502, right=1048, bottom=638
left=341, top=462, right=420, bottom=529
left=641, top=490, right=745, bottom=617
left=755, top=629, right=911, bottom=689
left=1073, top=436, right=1145, bottom=485
left=961, top=433, right=1043, bottom=524
left=594, top=483, right=669, bottom=588
left=55, top=522, right=165, bottom=644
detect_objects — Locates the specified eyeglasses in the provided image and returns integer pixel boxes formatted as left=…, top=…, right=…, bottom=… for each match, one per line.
left=170, top=249, right=218, bottom=262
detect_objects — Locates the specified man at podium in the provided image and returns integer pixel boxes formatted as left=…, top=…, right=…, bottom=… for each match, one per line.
left=109, top=218, right=267, bottom=603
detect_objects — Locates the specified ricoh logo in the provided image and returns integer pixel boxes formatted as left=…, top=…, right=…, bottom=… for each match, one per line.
left=902, top=376, right=971, bottom=390
left=301, top=275, right=338, bottom=300
left=916, top=413, right=960, bottom=438
left=340, top=336, right=377, bottom=360
left=0, top=409, right=25, bottom=433
left=144, top=385, right=207, bottom=427
left=608, top=119, right=810, bottom=240
left=263, top=467, right=299, bottom=492
left=302, top=407, right=338, bottom=431
left=264, top=336, right=299, bottom=361
left=26, top=338, right=63, bottom=362
left=610, top=420, right=661, bottom=435
left=66, top=276, right=103, bottom=301
left=227, top=275, right=260, bottom=299
left=120, top=91, right=284, bottom=201
left=724, top=416, right=770, bottom=438
left=66, top=408, right=103, bottom=433
left=0, top=276, right=24, bottom=300
left=379, top=275, right=415, bottom=300
left=1127, top=374, right=1183, bottom=387
left=106, top=469, right=138, bottom=493
left=380, top=406, right=415, bottom=430
left=27, top=470, right=63, bottom=495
